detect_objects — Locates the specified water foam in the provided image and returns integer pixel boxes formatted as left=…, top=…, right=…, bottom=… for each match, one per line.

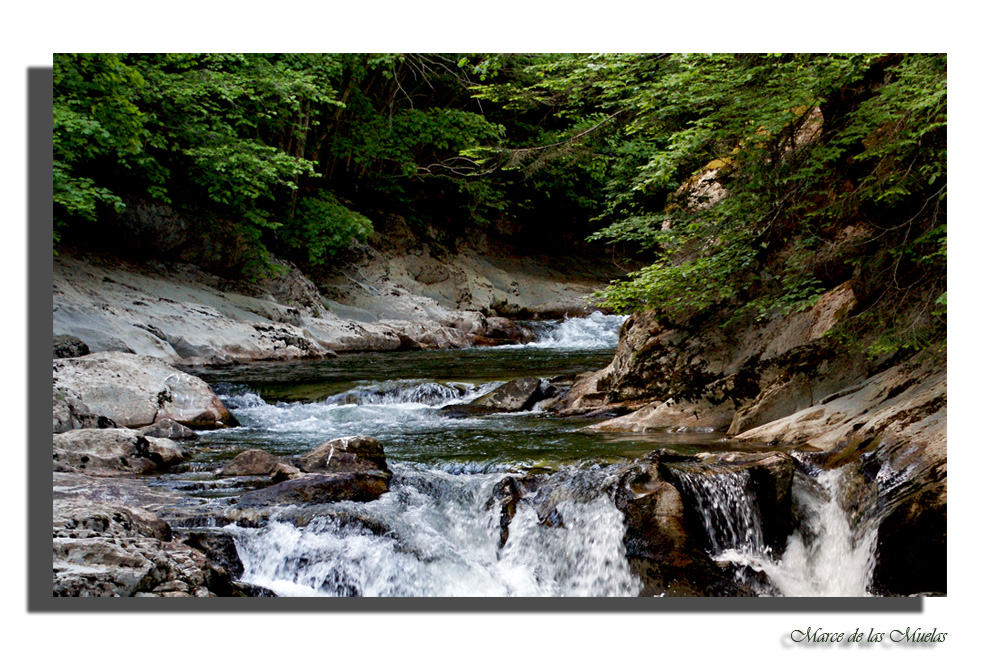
left=500, top=312, right=626, bottom=350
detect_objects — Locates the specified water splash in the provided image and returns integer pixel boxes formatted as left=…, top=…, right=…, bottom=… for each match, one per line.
left=233, top=467, right=640, bottom=597
left=715, top=467, right=877, bottom=597
left=499, top=313, right=626, bottom=350
left=325, top=380, right=478, bottom=407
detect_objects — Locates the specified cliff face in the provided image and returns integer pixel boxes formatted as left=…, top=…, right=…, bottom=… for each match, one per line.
left=570, top=283, right=946, bottom=595
left=52, top=213, right=624, bottom=365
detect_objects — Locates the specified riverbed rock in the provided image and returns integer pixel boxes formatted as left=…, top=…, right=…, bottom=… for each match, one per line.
left=444, top=378, right=548, bottom=416
left=220, top=449, right=281, bottom=477
left=613, top=460, right=726, bottom=596
left=491, top=476, right=524, bottom=549
left=53, top=428, right=191, bottom=476
left=292, top=435, right=390, bottom=474
left=52, top=351, right=237, bottom=431
left=52, top=497, right=217, bottom=597
left=54, top=334, right=90, bottom=359
left=138, top=418, right=199, bottom=440
left=653, top=450, right=796, bottom=556
left=236, top=473, right=391, bottom=507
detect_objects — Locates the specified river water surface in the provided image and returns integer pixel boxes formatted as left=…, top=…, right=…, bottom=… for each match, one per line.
left=177, top=314, right=881, bottom=597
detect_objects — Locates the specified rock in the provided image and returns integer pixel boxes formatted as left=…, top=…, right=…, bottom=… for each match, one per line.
left=53, top=244, right=621, bottom=365
left=586, top=397, right=735, bottom=433
left=657, top=451, right=797, bottom=555
left=181, top=530, right=245, bottom=580
left=53, top=334, right=90, bottom=359
left=53, top=428, right=191, bottom=476
left=472, top=317, right=536, bottom=346
left=291, top=435, right=390, bottom=474
left=444, top=378, right=546, bottom=415
left=231, top=436, right=395, bottom=506
left=491, top=476, right=524, bottom=549
left=52, top=387, right=119, bottom=434
left=53, top=351, right=237, bottom=431
left=873, top=480, right=947, bottom=596
left=612, top=461, right=726, bottom=596
left=52, top=497, right=220, bottom=597
left=138, top=418, right=199, bottom=440
left=235, top=473, right=391, bottom=507
left=220, top=449, right=280, bottom=477
left=570, top=282, right=865, bottom=430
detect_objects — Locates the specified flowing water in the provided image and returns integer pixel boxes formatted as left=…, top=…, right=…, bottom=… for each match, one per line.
left=174, top=313, right=884, bottom=597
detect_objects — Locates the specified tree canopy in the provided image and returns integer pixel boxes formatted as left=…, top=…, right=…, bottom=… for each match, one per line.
left=54, top=53, right=945, bottom=354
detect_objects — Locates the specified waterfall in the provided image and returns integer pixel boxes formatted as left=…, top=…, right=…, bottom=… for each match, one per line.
left=496, top=312, right=626, bottom=350
left=232, top=467, right=640, bottom=597
left=671, top=469, right=770, bottom=557
left=711, top=466, right=878, bottom=597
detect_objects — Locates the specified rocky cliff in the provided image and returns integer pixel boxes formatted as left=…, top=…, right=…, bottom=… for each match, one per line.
left=565, top=281, right=946, bottom=594
left=53, top=215, right=622, bottom=365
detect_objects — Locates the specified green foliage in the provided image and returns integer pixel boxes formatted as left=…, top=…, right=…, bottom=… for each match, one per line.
left=285, top=192, right=373, bottom=268
left=478, top=54, right=945, bottom=343
left=53, top=54, right=146, bottom=229
left=51, top=53, right=945, bottom=357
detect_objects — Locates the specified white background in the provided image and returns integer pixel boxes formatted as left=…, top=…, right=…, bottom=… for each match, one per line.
left=2, top=4, right=993, bottom=669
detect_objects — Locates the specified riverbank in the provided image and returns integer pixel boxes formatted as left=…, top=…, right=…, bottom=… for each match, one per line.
left=53, top=230, right=621, bottom=366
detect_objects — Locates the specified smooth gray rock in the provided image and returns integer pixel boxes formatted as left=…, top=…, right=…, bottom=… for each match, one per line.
left=53, top=351, right=237, bottom=431
left=53, top=428, right=191, bottom=476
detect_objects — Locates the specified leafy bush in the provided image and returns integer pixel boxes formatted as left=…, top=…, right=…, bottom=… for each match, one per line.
left=285, top=192, right=373, bottom=268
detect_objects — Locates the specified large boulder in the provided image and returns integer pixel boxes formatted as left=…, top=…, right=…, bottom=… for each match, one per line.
left=53, top=351, right=237, bottom=431
left=53, top=428, right=191, bottom=476
left=612, top=459, right=727, bottom=596
left=656, top=450, right=797, bottom=556
left=610, top=448, right=797, bottom=595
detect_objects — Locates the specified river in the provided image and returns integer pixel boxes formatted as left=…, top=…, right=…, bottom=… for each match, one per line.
left=173, top=313, right=882, bottom=597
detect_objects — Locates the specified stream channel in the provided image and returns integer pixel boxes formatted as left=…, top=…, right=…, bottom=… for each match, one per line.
left=172, top=313, right=879, bottom=598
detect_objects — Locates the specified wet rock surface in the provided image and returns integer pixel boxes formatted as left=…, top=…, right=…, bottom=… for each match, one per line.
left=235, top=473, right=391, bottom=507
left=291, top=435, right=390, bottom=474
left=443, top=377, right=552, bottom=415
left=611, top=449, right=796, bottom=595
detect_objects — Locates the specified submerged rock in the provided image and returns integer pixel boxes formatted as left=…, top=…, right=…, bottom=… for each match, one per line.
left=53, top=351, right=237, bottom=431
